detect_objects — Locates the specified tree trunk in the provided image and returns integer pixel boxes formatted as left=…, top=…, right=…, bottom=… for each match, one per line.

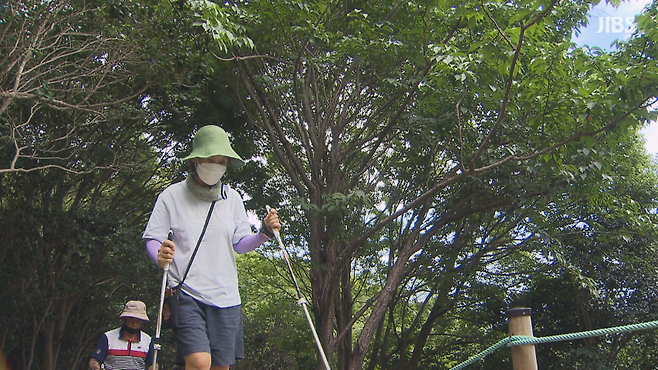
left=336, top=263, right=353, bottom=370
left=348, top=247, right=413, bottom=369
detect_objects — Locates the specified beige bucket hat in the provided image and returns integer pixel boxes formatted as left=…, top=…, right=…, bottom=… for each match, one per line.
left=119, top=300, right=149, bottom=321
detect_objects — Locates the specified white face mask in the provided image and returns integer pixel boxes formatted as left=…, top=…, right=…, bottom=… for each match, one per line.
left=196, top=162, right=227, bottom=185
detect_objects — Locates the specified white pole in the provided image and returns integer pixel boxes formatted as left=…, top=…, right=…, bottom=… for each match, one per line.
left=267, top=206, right=331, bottom=370
left=152, top=231, right=173, bottom=367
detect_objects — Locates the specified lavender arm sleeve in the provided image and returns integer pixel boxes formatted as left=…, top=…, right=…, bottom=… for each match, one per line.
left=145, top=239, right=161, bottom=265
left=233, top=231, right=269, bottom=254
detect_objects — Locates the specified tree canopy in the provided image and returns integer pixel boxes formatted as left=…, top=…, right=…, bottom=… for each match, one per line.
left=216, top=0, right=657, bottom=368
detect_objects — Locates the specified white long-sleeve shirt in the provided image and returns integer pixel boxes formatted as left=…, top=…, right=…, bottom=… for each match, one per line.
left=142, top=180, right=253, bottom=308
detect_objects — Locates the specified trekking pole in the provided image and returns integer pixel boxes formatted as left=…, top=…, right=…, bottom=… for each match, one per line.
left=266, top=206, right=332, bottom=370
left=153, top=231, right=173, bottom=368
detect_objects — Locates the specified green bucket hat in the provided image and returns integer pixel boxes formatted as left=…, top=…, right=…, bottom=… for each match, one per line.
left=181, top=125, right=244, bottom=169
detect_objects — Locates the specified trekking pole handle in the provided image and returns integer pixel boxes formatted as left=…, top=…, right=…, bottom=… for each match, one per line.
left=164, top=230, right=173, bottom=271
left=265, top=205, right=280, bottom=236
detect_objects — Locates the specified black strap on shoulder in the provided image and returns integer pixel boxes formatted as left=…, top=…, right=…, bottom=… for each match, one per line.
left=179, top=200, right=216, bottom=286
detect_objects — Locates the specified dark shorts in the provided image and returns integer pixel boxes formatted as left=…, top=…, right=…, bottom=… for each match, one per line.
left=174, top=291, right=244, bottom=367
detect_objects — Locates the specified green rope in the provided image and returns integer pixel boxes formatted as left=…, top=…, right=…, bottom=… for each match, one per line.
left=449, top=320, right=658, bottom=370
left=449, top=337, right=511, bottom=370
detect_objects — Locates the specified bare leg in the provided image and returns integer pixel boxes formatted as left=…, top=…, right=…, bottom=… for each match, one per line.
left=184, top=352, right=229, bottom=370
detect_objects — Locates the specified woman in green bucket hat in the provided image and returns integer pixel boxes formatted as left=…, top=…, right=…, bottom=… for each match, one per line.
left=181, top=125, right=245, bottom=168
left=142, top=125, right=280, bottom=370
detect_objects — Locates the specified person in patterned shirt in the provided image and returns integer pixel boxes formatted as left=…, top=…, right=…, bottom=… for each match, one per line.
left=88, top=300, right=154, bottom=370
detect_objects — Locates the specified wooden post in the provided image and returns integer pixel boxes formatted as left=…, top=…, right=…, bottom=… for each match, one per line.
left=507, top=307, right=538, bottom=370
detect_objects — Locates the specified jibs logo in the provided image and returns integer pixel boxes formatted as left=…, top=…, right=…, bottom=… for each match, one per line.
left=595, top=16, right=636, bottom=34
